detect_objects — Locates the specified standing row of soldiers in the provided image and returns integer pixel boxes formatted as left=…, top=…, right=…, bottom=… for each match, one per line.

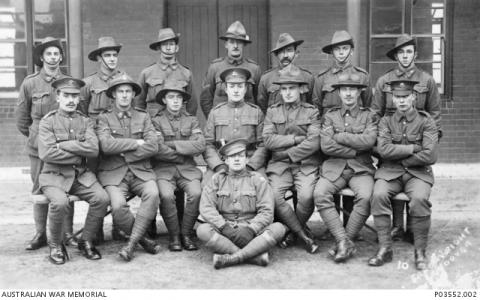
left=16, top=20, right=440, bottom=270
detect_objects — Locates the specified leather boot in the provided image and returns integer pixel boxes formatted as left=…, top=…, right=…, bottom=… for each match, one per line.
left=64, top=232, right=79, bottom=247
left=112, top=226, right=129, bottom=241
left=181, top=235, right=198, bottom=251
left=404, top=229, right=414, bottom=244
left=213, top=253, right=242, bottom=269
left=391, top=226, right=405, bottom=241
left=248, top=252, right=269, bottom=267
left=78, top=239, right=101, bottom=260
left=139, top=236, right=161, bottom=254
left=146, top=218, right=157, bottom=239
left=414, top=248, right=427, bottom=270
left=118, top=215, right=152, bottom=262
left=278, top=232, right=296, bottom=249
left=93, top=222, right=105, bottom=245
left=49, top=243, right=68, bottom=265
left=334, top=238, right=356, bottom=263
left=368, top=246, right=393, bottom=266
left=168, top=235, right=183, bottom=251
left=118, top=243, right=136, bottom=262
left=298, top=230, right=319, bottom=254
left=26, top=232, right=47, bottom=250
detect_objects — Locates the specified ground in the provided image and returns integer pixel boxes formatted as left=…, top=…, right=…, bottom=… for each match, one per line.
left=0, top=177, right=479, bottom=289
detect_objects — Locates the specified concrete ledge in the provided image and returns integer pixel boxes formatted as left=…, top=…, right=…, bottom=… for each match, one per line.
left=0, top=163, right=479, bottom=181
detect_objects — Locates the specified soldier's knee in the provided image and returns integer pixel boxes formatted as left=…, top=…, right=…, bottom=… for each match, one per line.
left=49, top=195, right=70, bottom=212
left=189, top=189, right=202, bottom=202
left=313, top=189, right=333, bottom=210
left=196, top=223, right=215, bottom=242
left=160, top=192, right=176, bottom=207
left=91, top=190, right=110, bottom=208
left=264, top=222, right=286, bottom=242
left=372, top=189, right=389, bottom=206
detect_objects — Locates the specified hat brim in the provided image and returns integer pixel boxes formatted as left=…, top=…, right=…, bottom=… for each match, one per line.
left=386, top=40, right=416, bottom=61
left=322, top=39, right=354, bottom=54
left=106, top=82, right=142, bottom=98
left=156, top=88, right=191, bottom=104
left=219, top=35, right=252, bottom=43
left=272, top=79, right=308, bottom=85
left=219, top=68, right=252, bottom=82
left=149, top=35, right=180, bottom=50
left=33, top=40, right=64, bottom=67
left=331, top=83, right=367, bottom=89
left=88, top=45, right=122, bottom=61
left=271, top=40, right=304, bottom=54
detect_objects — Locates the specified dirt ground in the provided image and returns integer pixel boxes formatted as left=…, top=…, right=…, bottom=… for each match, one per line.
left=0, top=177, right=479, bottom=289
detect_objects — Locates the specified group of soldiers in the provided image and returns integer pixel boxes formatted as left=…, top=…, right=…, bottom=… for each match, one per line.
left=16, top=20, right=440, bottom=271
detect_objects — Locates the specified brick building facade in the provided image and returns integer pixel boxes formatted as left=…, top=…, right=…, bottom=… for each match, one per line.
left=1, top=0, right=478, bottom=166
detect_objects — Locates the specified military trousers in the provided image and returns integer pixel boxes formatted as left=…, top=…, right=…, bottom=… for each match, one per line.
left=42, top=179, right=109, bottom=244
left=157, top=171, right=202, bottom=236
left=267, top=166, right=318, bottom=226
left=371, top=173, right=432, bottom=217
left=314, top=168, right=373, bottom=216
left=105, top=171, right=160, bottom=234
left=29, top=155, right=43, bottom=194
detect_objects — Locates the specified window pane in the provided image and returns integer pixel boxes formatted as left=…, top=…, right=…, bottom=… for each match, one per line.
left=0, top=12, right=25, bottom=39
left=371, top=0, right=403, bottom=35
left=412, top=0, right=445, bottom=35
left=370, top=38, right=397, bottom=62
left=0, top=41, right=27, bottom=66
left=370, top=62, right=397, bottom=86
left=416, top=37, right=443, bottom=62
left=0, top=67, right=27, bottom=92
left=0, top=0, right=24, bottom=13
left=34, top=0, right=66, bottom=39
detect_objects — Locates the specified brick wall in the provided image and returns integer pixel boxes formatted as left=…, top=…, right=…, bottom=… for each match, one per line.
left=0, top=99, right=26, bottom=167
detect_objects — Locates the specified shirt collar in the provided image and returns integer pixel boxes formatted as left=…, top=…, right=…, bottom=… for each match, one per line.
left=40, top=68, right=62, bottom=83
left=158, top=57, right=178, bottom=71
left=340, top=104, right=360, bottom=117
left=331, top=62, right=352, bottom=74
left=99, top=68, right=120, bottom=81
left=165, top=109, right=181, bottom=121
left=395, top=65, right=417, bottom=78
left=227, top=100, right=245, bottom=108
left=227, top=168, right=249, bottom=177
left=393, top=108, right=417, bottom=122
left=226, top=56, right=244, bottom=66
left=284, top=100, right=300, bottom=110
left=57, top=109, right=76, bottom=118
left=114, top=106, right=133, bottom=119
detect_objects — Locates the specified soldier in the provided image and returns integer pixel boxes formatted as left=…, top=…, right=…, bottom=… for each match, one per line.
left=96, top=74, right=161, bottom=261
left=197, top=138, right=286, bottom=269
left=369, top=79, right=438, bottom=270
left=152, top=82, right=206, bottom=251
left=262, top=68, right=321, bottom=253
left=38, top=77, right=109, bottom=264
left=203, top=67, right=268, bottom=186
left=313, top=73, right=378, bottom=263
left=312, top=30, right=373, bottom=235
left=135, top=28, right=197, bottom=118
left=312, top=30, right=372, bottom=116
left=80, top=36, right=123, bottom=118
left=257, top=33, right=314, bottom=114
left=15, top=37, right=77, bottom=250
left=200, top=21, right=261, bottom=117
left=372, top=34, right=442, bottom=241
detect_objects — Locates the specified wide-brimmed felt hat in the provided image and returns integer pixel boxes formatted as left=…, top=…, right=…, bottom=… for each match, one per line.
left=88, top=36, right=122, bottom=61
left=106, top=73, right=142, bottom=98
left=156, top=81, right=191, bottom=104
left=33, top=37, right=64, bottom=67
left=219, top=21, right=252, bottom=44
left=387, top=79, right=419, bottom=96
left=331, top=73, right=367, bottom=89
left=219, top=138, right=249, bottom=157
left=386, top=34, right=417, bottom=61
left=322, top=30, right=354, bottom=54
left=149, top=28, right=180, bottom=50
left=271, top=33, right=303, bottom=54
left=219, top=67, right=251, bottom=83
left=272, top=66, right=307, bottom=85
left=52, top=77, right=85, bottom=94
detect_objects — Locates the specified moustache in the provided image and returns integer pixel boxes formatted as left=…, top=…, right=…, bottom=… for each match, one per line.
left=281, top=57, right=292, bottom=64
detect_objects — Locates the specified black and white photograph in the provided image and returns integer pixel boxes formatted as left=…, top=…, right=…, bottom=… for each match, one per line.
left=0, top=0, right=479, bottom=298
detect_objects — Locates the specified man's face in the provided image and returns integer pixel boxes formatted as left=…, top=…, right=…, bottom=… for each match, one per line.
left=393, top=93, right=415, bottom=112
left=280, top=83, right=301, bottom=103
left=225, top=82, right=247, bottom=102
left=276, top=45, right=296, bottom=67
left=113, top=84, right=134, bottom=109
left=225, top=151, right=248, bottom=172
left=332, top=44, right=352, bottom=63
left=339, top=86, right=360, bottom=108
left=164, top=91, right=184, bottom=113
left=159, top=39, right=178, bottom=58
left=396, top=45, right=416, bottom=68
left=225, top=39, right=244, bottom=59
left=57, top=90, right=79, bottom=113
left=99, top=50, right=118, bottom=70
left=41, top=46, right=62, bottom=67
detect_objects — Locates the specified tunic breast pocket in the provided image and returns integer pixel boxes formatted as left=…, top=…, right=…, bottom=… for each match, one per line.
left=382, top=86, right=395, bottom=113
left=271, top=115, right=286, bottom=132
left=54, top=133, right=70, bottom=142
left=215, top=78, right=226, bottom=97
left=110, top=127, right=125, bottom=138
left=240, top=116, right=258, bottom=139
left=180, top=127, right=192, bottom=139
left=31, top=91, right=50, bottom=118
left=391, top=133, right=403, bottom=144
left=131, top=127, right=144, bottom=139
left=216, top=190, right=231, bottom=211
left=321, top=85, right=339, bottom=109
left=294, top=119, right=311, bottom=133
left=214, top=118, right=230, bottom=139
left=161, top=129, right=175, bottom=141
left=89, top=87, right=110, bottom=113
left=406, top=134, right=422, bottom=145
left=413, top=85, right=429, bottom=111
left=239, top=190, right=257, bottom=213
left=146, top=77, right=165, bottom=101
left=352, top=125, right=365, bottom=134
left=267, top=85, right=281, bottom=106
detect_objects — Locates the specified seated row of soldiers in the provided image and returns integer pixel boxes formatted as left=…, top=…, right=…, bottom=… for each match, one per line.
left=29, top=66, right=437, bottom=271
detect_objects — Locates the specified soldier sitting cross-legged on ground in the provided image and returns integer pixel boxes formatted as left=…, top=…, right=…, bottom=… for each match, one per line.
left=197, top=138, right=286, bottom=269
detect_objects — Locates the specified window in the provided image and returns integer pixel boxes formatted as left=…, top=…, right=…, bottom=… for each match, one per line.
left=0, top=0, right=68, bottom=99
left=369, top=0, right=452, bottom=95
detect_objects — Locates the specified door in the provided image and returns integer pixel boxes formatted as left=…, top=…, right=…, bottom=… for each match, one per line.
left=167, top=0, right=269, bottom=124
